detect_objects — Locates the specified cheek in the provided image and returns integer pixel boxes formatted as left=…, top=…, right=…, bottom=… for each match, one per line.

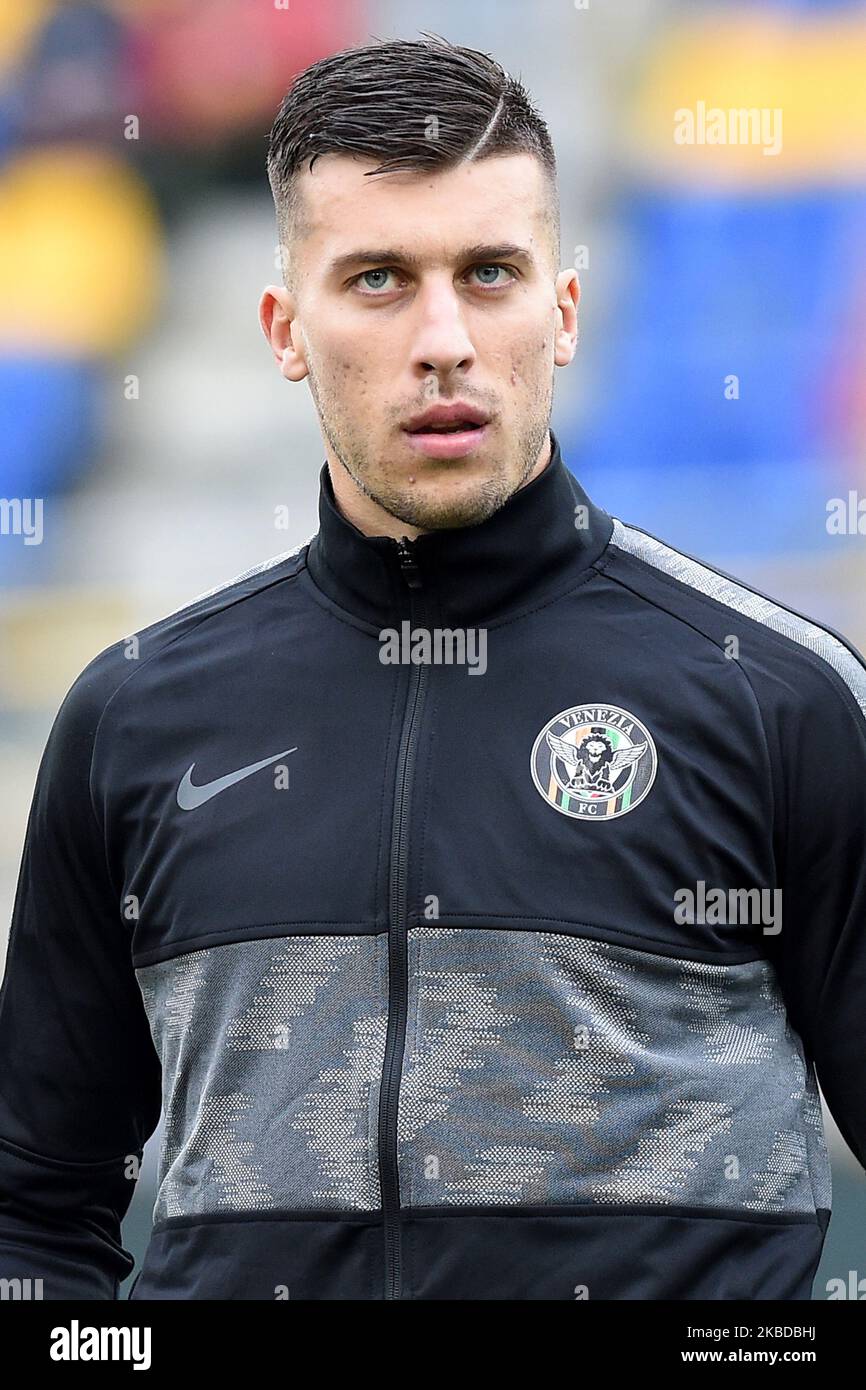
left=508, top=337, right=552, bottom=388
left=322, top=351, right=367, bottom=390
left=331, top=337, right=376, bottom=379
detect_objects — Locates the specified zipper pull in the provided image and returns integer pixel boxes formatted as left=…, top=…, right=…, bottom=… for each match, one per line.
left=396, top=535, right=422, bottom=589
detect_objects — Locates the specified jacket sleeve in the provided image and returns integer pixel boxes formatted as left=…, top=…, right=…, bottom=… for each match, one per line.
left=765, top=650, right=866, bottom=1174
left=0, top=656, right=163, bottom=1298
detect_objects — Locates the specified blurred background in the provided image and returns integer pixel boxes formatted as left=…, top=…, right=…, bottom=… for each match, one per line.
left=0, top=0, right=864, bottom=1298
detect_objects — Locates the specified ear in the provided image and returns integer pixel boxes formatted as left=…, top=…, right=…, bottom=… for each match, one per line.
left=258, top=284, right=308, bottom=382
left=553, top=268, right=580, bottom=368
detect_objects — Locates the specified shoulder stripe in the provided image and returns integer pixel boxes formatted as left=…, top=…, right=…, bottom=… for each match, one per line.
left=184, top=535, right=314, bottom=608
left=141, top=535, right=315, bottom=633
left=610, top=518, right=866, bottom=721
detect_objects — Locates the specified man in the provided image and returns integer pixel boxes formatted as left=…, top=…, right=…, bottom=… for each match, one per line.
left=0, top=34, right=863, bottom=1302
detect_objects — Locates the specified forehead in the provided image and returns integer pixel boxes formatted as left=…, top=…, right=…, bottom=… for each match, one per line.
left=293, top=151, right=551, bottom=272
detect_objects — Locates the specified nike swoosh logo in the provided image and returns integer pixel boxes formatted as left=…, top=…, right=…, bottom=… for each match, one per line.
left=176, top=747, right=297, bottom=811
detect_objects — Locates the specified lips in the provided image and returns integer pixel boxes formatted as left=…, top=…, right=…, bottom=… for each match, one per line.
left=403, top=402, right=490, bottom=434
left=402, top=407, right=491, bottom=459
left=417, top=421, right=482, bottom=434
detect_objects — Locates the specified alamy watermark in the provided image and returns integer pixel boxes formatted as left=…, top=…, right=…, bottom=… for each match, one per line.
left=826, top=491, right=866, bottom=535
left=674, top=102, right=783, bottom=157
left=0, top=497, right=43, bottom=545
left=50, top=1320, right=151, bottom=1370
left=379, top=622, right=487, bottom=675
left=674, top=880, right=781, bottom=934
left=0, top=1276, right=43, bottom=1299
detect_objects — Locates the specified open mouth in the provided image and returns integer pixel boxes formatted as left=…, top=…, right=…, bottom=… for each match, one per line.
left=410, top=421, right=484, bottom=434
left=403, top=417, right=490, bottom=457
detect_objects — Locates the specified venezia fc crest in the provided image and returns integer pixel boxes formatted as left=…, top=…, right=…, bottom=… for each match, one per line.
left=530, top=703, right=657, bottom=821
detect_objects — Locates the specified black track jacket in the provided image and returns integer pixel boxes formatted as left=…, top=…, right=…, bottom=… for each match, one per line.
left=1, top=430, right=864, bottom=1299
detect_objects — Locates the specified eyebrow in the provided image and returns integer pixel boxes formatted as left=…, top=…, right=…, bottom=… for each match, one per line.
left=326, top=242, right=535, bottom=277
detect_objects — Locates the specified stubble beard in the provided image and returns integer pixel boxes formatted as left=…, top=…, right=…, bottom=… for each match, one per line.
left=306, top=353, right=553, bottom=533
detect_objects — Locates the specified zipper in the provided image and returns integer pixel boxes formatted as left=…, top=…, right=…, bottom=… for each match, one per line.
left=378, top=534, right=426, bottom=1300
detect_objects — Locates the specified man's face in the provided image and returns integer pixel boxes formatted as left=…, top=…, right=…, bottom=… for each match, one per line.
left=261, top=151, right=579, bottom=534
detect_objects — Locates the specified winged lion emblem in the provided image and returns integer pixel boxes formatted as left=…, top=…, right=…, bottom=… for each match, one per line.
left=546, top=727, right=648, bottom=797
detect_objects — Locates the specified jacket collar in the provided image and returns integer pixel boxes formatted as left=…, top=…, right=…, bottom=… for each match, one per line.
left=305, top=428, right=612, bottom=628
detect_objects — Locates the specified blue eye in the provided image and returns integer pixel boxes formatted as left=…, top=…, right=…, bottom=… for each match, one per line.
left=357, top=268, right=396, bottom=293
left=472, top=264, right=511, bottom=286
left=351, top=263, right=515, bottom=296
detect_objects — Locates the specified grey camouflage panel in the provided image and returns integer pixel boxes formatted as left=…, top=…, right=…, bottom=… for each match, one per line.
left=136, top=928, right=831, bottom=1221
left=137, top=935, right=387, bottom=1221
left=399, top=928, right=831, bottom=1213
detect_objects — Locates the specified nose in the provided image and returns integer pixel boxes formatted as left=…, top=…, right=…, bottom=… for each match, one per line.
left=408, top=277, right=476, bottom=380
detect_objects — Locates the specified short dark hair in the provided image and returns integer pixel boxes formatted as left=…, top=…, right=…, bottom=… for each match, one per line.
left=267, top=33, right=560, bottom=286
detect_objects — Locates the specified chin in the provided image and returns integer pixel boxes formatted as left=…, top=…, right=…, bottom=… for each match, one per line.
left=409, top=485, right=504, bottom=532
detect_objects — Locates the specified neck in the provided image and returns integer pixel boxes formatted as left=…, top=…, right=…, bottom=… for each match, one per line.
left=305, top=428, right=614, bottom=630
